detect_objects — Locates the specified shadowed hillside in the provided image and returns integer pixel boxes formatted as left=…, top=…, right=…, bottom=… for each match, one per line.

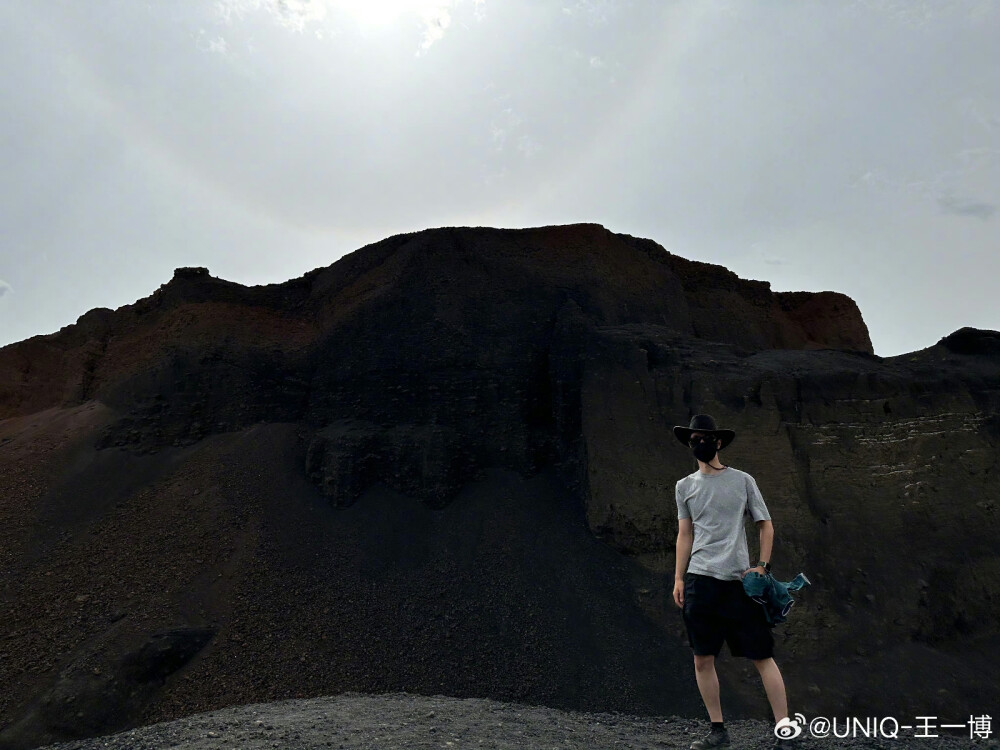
left=1, top=224, right=996, bottom=750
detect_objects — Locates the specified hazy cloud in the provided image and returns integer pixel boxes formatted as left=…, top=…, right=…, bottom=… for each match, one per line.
left=958, top=96, right=1000, bottom=131
left=0, top=280, right=12, bottom=298
left=749, top=243, right=788, bottom=267
left=852, top=147, right=1000, bottom=211
left=561, top=0, right=618, bottom=26
left=212, top=0, right=480, bottom=52
left=938, top=194, right=996, bottom=220
left=215, top=0, right=327, bottom=32
left=417, top=6, right=452, bottom=54
left=205, top=34, right=230, bottom=55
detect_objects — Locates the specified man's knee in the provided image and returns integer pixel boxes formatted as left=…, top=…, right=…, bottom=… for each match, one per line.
left=751, top=656, right=774, bottom=670
left=693, top=653, right=716, bottom=671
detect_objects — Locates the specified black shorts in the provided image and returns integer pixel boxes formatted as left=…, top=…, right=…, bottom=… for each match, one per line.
left=681, top=571, right=775, bottom=659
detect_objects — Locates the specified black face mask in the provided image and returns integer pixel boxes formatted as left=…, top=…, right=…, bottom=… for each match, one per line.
left=692, top=440, right=718, bottom=463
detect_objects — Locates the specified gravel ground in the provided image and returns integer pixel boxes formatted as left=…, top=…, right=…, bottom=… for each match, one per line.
left=33, top=692, right=997, bottom=750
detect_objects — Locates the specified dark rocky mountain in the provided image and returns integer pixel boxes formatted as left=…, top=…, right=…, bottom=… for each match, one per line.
left=0, top=223, right=996, bottom=750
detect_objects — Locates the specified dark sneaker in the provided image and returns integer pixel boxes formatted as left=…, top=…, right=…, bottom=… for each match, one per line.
left=771, top=735, right=804, bottom=749
left=689, top=727, right=731, bottom=749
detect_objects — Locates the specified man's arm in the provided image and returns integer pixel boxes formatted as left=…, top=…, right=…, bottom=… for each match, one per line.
left=675, top=518, right=693, bottom=581
left=673, top=518, right=693, bottom=607
left=744, top=474, right=773, bottom=572
left=756, top=519, right=774, bottom=567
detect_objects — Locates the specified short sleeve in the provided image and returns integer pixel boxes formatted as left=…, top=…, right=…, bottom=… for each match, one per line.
left=746, top=474, right=771, bottom=522
left=675, top=480, right=690, bottom=520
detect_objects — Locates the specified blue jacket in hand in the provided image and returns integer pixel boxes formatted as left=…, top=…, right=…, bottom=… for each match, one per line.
left=741, top=571, right=811, bottom=626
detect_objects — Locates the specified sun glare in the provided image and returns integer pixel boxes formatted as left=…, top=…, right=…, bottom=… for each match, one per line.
left=216, top=0, right=468, bottom=50
left=332, top=0, right=452, bottom=28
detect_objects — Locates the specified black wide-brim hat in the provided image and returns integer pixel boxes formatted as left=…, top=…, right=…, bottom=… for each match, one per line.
left=673, top=414, right=736, bottom=449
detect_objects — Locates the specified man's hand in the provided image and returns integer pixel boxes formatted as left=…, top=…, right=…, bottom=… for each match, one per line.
left=673, top=577, right=684, bottom=608
left=741, top=565, right=767, bottom=579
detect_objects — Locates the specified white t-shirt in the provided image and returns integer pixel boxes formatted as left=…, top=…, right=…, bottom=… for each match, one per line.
left=675, top=466, right=772, bottom=581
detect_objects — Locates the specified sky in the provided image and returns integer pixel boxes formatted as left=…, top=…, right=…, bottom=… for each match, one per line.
left=1, top=0, right=998, bottom=357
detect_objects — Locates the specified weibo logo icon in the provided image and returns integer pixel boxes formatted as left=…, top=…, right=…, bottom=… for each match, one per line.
left=774, top=714, right=806, bottom=738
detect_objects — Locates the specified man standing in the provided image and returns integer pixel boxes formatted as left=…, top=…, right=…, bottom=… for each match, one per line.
left=672, top=414, right=793, bottom=749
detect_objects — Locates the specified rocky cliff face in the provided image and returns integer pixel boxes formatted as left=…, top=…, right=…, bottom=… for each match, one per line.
left=0, top=224, right=995, bottom=750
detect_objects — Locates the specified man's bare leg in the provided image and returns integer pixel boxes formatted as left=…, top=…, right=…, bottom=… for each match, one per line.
left=693, top=654, right=723, bottom=722
left=752, top=657, right=788, bottom=722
